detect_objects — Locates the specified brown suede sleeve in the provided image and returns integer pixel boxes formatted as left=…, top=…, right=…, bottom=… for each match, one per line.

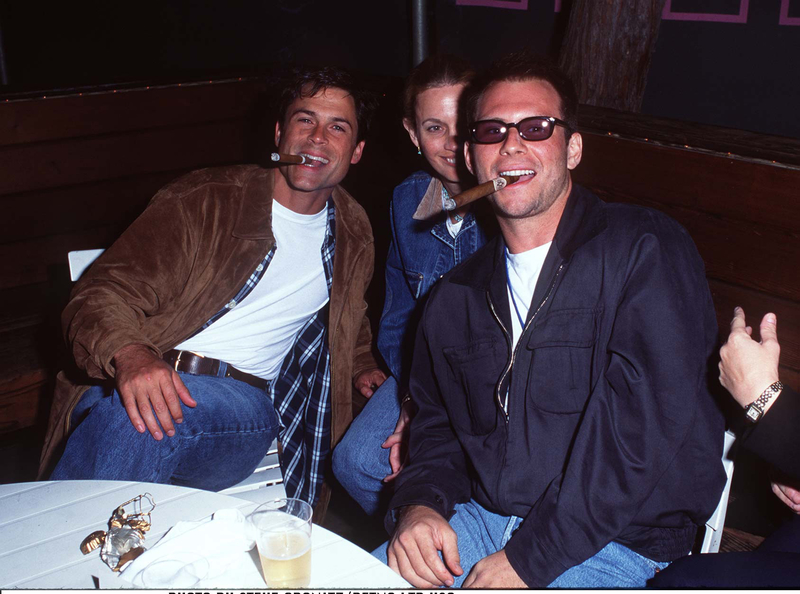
left=351, top=241, right=380, bottom=381
left=62, top=187, right=195, bottom=380
left=62, top=167, right=272, bottom=382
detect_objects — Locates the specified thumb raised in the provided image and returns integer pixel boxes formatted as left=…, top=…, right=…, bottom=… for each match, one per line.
left=760, top=312, right=778, bottom=344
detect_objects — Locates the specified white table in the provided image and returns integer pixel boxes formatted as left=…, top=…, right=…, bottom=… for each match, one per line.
left=0, top=480, right=409, bottom=589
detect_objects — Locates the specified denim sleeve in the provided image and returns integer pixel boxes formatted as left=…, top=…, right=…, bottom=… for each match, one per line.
left=377, top=198, right=421, bottom=383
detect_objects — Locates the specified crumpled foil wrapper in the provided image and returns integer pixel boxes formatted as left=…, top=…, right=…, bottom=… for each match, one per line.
left=99, top=524, right=146, bottom=571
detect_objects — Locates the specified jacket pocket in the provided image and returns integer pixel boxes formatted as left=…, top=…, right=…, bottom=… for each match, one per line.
left=405, top=253, right=448, bottom=300
left=524, top=308, right=599, bottom=414
left=404, top=269, right=425, bottom=299
left=443, top=339, right=502, bottom=435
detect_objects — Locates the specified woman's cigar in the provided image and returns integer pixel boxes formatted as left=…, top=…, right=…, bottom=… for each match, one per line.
left=270, top=152, right=307, bottom=165
left=443, top=175, right=519, bottom=211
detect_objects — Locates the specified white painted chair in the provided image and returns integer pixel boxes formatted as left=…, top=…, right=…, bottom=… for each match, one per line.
left=699, top=429, right=737, bottom=554
left=219, top=440, right=286, bottom=502
left=67, top=249, right=285, bottom=502
left=67, top=249, right=107, bottom=281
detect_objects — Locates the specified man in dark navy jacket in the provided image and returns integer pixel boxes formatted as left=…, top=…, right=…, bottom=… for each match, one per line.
left=374, top=52, right=726, bottom=588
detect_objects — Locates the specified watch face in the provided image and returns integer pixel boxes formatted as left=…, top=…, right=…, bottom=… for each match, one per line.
left=745, top=404, right=763, bottom=423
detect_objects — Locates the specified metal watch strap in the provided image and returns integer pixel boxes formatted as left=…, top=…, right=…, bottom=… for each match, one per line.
left=744, top=380, right=784, bottom=423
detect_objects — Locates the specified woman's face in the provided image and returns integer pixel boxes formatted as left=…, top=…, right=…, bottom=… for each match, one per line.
left=404, top=83, right=466, bottom=188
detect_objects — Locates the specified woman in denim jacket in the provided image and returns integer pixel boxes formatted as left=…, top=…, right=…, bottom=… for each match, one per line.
left=333, top=55, right=494, bottom=515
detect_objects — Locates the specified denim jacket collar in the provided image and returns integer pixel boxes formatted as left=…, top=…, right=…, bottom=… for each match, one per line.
left=410, top=176, right=479, bottom=248
left=411, top=176, right=445, bottom=221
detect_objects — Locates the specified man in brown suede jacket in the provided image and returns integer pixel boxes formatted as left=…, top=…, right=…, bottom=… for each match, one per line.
left=41, top=67, right=386, bottom=511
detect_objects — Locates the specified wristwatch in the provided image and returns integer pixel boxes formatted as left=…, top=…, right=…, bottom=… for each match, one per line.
left=744, top=380, right=783, bottom=423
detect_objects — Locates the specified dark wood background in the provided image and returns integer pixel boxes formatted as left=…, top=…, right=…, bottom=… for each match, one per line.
left=0, top=79, right=269, bottom=437
left=0, top=77, right=798, bottom=482
left=574, top=106, right=800, bottom=393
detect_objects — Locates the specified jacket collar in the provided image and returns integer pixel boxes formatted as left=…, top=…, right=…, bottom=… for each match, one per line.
left=411, top=176, right=445, bottom=221
left=552, top=183, right=606, bottom=261
left=232, top=167, right=276, bottom=241
left=231, top=167, right=371, bottom=248
left=449, top=183, right=607, bottom=292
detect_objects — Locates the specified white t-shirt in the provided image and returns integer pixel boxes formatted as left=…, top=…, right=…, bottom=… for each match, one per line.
left=441, top=185, right=465, bottom=238
left=175, top=199, right=329, bottom=380
left=505, top=242, right=552, bottom=350
left=446, top=215, right=464, bottom=238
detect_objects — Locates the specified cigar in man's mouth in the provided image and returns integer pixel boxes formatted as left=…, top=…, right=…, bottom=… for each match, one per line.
left=270, top=152, right=307, bottom=165
left=443, top=175, right=520, bottom=211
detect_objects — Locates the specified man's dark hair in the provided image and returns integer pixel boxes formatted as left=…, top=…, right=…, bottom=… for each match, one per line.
left=278, top=66, right=378, bottom=143
left=403, top=54, right=474, bottom=125
left=463, top=51, right=578, bottom=138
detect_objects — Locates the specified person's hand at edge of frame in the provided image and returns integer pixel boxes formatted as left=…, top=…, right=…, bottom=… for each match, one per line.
left=771, top=479, right=800, bottom=514
left=719, top=307, right=781, bottom=412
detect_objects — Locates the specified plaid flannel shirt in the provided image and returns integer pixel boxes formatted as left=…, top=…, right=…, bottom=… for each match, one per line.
left=195, top=199, right=336, bottom=506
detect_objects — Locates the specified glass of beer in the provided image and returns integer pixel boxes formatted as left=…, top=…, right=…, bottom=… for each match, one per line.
left=248, top=498, right=313, bottom=588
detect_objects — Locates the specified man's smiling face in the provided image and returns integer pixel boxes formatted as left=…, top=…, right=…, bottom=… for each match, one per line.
left=465, top=78, right=582, bottom=221
left=274, top=85, right=364, bottom=209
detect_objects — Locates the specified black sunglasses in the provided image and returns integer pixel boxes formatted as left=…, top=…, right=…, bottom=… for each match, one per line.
left=470, top=116, right=570, bottom=144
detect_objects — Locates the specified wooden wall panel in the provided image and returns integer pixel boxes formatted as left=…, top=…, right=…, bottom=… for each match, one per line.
left=0, top=80, right=268, bottom=147
left=780, top=367, right=800, bottom=391
left=575, top=134, right=800, bottom=232
left=0, top=224, right=143, bottom=290
left=0, top=323, right=50, bottom=433
left=0, top=283, right=49, bottom=335
left=0, top=378, right=49, bottom=434
left=709, top=280, right=800, bottom=373
left=589, top=188, right=800, bottom=301
left=575, top=129, right=800, bottom=385
left=0, top=121, right=250, bottom=196
left=0, top=172, right=180, bottom=244
left=578, top=104, right=800, bottom=167
left=0, top=79, right=268, bottom=438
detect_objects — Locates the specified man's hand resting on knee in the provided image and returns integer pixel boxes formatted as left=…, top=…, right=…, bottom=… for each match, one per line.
left=462, top=550, right=526, bottom=588
left=113, top=344, right=197, bottom=440
left=387, top=504, right=463, bottom=587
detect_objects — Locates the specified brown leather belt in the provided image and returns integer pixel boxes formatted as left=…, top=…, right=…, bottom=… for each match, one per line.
left=163, top=349, right=270, bottom=391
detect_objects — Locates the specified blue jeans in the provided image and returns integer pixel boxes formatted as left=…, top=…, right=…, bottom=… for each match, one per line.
left=332, top=375, right=400, bottom=516
left=50, top=371, right=280, bottom=492
left=373, top=499, right=669, bottom=588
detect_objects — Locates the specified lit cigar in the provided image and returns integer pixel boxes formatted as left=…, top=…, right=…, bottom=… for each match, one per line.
left=443, top=175, right=519, bottom=211
left=270, top=152, right=307, bottom=165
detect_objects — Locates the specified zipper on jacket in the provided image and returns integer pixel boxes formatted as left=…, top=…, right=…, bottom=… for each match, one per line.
left=487, top=294, right=512, bottom=419
left=488, top=262, right=565, bottom=422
